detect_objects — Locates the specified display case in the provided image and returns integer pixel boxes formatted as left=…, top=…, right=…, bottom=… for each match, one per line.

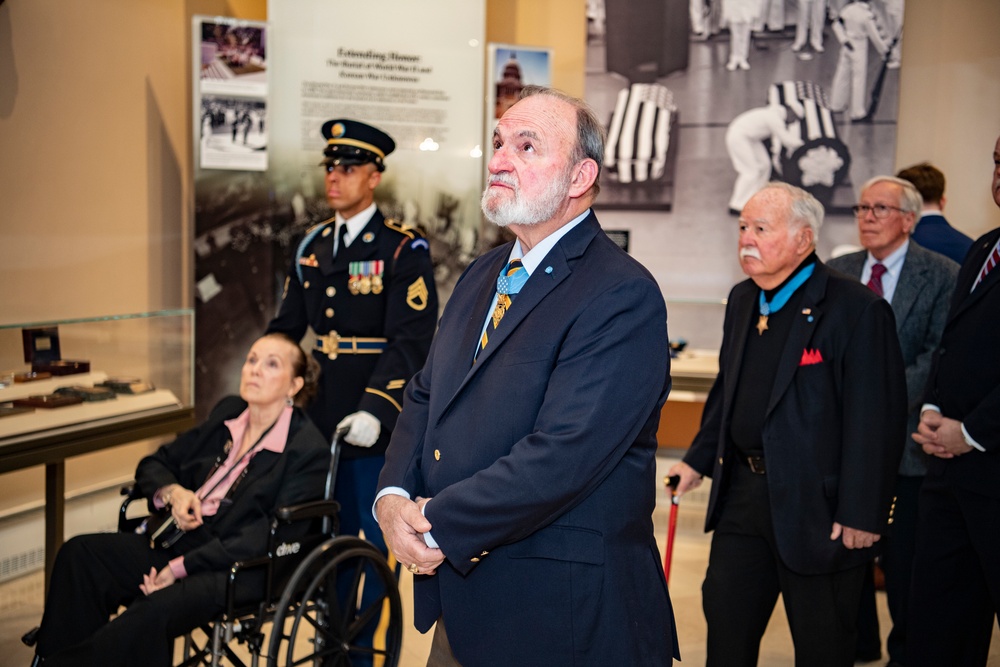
left=0, top=310, right=193, bottom=442
left=660, top=298, right=725, bottom=449
left=0, top=310, right=196, bottom=589
left=665, top=297, right=724, bottom=392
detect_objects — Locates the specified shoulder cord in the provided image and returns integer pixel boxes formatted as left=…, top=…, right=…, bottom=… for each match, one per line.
left=294, top=222, right=333, bottom=284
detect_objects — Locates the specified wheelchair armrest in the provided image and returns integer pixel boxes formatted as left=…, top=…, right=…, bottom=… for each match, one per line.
left=274, top=499, right=340, bottom=523
left=224, top=556, right=273, bottom=620
left=118, top=483, right=149, bottom=533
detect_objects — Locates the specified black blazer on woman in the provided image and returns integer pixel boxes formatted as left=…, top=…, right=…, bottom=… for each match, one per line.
left=135, top=395, right=329, bottom=575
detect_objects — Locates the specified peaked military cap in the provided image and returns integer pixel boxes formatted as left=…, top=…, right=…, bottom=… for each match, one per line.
left=320, top=119, right=395, bottom=172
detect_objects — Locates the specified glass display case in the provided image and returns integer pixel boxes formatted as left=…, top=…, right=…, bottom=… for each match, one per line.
left=0, top=310, right=196, bottom=588
left=660, top=298, right=725, bottom=449
left=665, top=297, right=724, bottom=394
left=0, top=310, right=194, bottom=442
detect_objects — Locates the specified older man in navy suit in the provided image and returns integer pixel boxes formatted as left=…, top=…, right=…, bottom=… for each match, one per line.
left=906, top=135, right=1000, bottom=667
left=375, top=86, right=678, bottom=666
left=829, top=175, right=958, bottom=666
left=671, top=182, right=907, bottom=667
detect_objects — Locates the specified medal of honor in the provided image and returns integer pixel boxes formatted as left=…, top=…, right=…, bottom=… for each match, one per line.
left=757, top=263, right=816, bottom=335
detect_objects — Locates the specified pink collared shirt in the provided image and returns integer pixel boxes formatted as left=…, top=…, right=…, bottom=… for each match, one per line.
left=166, top=405, right=293, bottom=580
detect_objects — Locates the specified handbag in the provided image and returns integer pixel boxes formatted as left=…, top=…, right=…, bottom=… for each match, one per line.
left=139, top=422, right=277, bottom=551
left=137, top=510, right=186, bottom=550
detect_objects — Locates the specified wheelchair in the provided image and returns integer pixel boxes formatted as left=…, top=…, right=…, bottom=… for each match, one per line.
left=25, top=428, right=403, bottom=667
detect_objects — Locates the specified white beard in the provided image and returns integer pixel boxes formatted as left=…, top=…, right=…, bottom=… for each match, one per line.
left=481, top=168, right=572, bottom=227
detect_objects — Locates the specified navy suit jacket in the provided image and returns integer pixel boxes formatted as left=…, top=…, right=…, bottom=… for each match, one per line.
left=828, top=243, right=959, bottom=475
left=684, top=262, right=907, bottom=575
left=378, top=212, right=678, bottom=666
left=923, top=227, right=1000, bottom=497
left=910, top=213, right=974, bottom=265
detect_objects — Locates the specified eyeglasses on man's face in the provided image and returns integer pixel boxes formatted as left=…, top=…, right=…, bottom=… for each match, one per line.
left=851, top=203, right=906, bottom=219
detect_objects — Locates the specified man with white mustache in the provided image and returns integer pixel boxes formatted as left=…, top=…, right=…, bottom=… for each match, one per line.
left=669, top=182, right=907, bottom=666
left=376, top=86, right=678, bottom=666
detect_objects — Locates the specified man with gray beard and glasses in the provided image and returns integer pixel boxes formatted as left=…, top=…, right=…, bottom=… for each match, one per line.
left=374, top=86, right=679, bottom=666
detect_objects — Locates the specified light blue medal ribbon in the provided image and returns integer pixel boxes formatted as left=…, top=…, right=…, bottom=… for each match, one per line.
left=756, top=262, right=815, bottom=335
left=497, top=262, right=529, bottom=296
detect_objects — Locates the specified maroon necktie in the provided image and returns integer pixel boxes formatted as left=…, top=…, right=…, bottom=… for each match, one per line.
left=867, top=262, right=887, bottom=297
left=972, top=239, right=1000, bottom=292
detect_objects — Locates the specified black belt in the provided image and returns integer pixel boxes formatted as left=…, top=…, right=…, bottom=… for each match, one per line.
left=740, top=454, right=766, bottom=475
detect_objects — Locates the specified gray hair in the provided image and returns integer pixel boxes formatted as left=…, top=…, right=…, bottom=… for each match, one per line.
left=518, top=85, right=606, bottom=196
left=860, top=175, right=923, bottom=215
left=758, top=181, right=825, bottom=238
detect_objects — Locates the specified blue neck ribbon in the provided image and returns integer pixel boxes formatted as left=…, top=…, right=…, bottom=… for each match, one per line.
left=758, top=262, right=815, bottom=316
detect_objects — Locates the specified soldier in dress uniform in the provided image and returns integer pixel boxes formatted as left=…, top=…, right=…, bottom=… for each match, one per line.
left=266, top=118, right=438, bottom=659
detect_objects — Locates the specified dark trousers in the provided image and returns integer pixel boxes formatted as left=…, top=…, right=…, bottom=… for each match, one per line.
left=855, top=562, right=881, bottom=660
left=335, top=456, right=400, bottom=666
left=703, top=463, right=867, bottom=667
left=35, top=532, right=226, bottom=667
left=882, top=474, right=923, bottom=662
left=427, top=618, right=463, bottom=667
left=855, top=474, right=923, bottom=662
left=906, top=474, right=1000, bottom=667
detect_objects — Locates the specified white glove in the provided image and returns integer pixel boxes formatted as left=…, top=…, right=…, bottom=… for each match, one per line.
left=337, top=411, right=381, bottom=448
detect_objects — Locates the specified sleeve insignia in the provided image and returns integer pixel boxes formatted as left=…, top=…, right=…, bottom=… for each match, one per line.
left=410, top=238, right=429, bottom=251
left=406, top=276, right=430, bottom=311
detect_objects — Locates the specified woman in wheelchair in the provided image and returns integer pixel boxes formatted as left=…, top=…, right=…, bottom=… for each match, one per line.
left=29, top=333, right=329, bottom=666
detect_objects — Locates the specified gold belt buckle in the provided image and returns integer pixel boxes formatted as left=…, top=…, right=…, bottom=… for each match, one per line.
left=320, top=331, right=341, bottom=360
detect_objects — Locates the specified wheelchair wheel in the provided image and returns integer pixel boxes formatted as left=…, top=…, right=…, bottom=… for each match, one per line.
left=266, top=536, right=402, bottom=667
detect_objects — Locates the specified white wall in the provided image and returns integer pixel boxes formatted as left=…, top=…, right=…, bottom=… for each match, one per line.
left=894, top=0, right=1000, bottom=240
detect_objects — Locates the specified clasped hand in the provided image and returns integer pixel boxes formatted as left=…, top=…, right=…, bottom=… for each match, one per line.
left=912, top=410, right=973, bottom=459
left=166, top=485, right=203, bottom=532
left=139, top=566, right=176, bottom=596
left=375, top=494, right=445, bottom=575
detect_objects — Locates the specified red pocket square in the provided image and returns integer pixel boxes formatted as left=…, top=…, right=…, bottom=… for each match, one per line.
left=799, top=348, right=823, bottom=366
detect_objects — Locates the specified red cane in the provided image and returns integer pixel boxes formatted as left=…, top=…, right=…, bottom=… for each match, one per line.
left=663, top=475, right=680, bottom=584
